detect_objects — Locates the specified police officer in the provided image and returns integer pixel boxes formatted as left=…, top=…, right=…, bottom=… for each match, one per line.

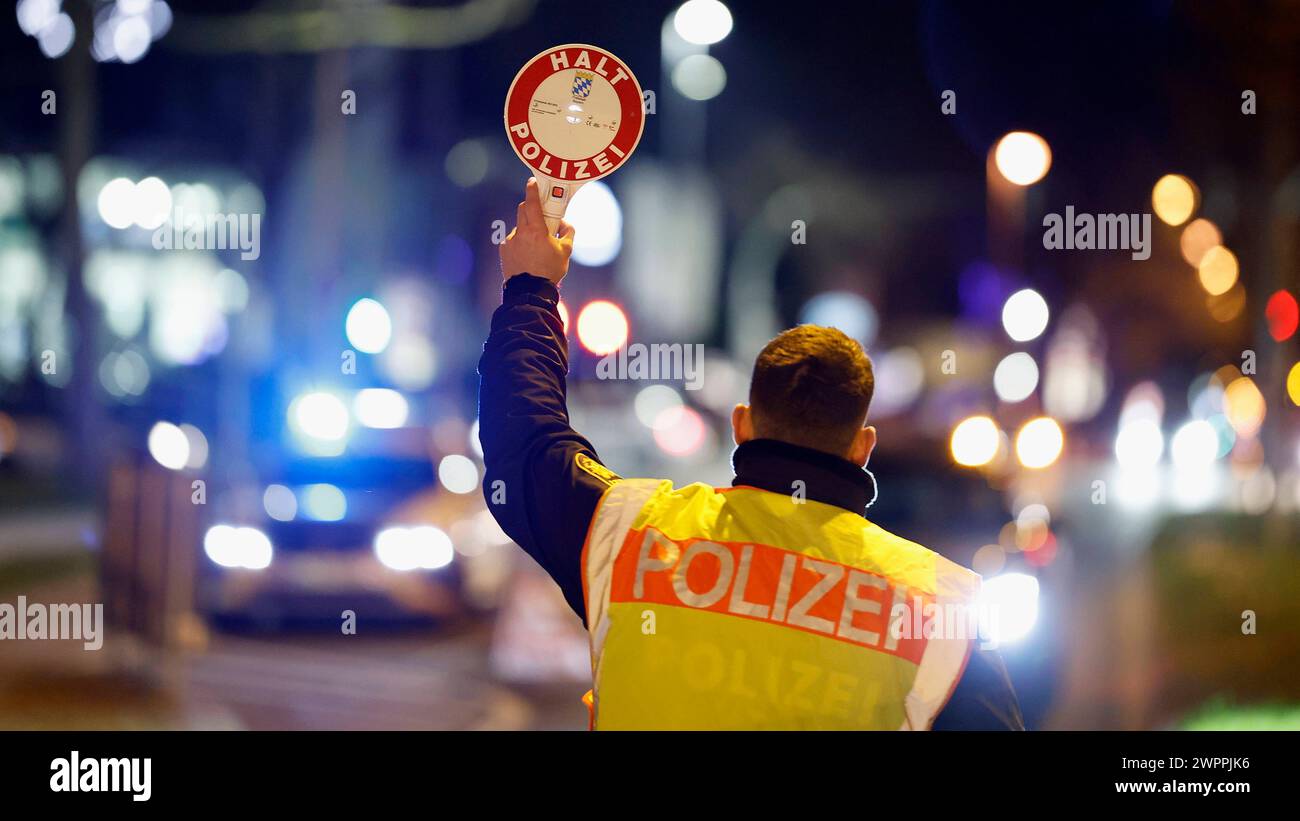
left=479, top=179, right=1023, bottom=730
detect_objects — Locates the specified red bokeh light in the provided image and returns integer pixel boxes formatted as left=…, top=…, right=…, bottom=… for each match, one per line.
left=1265, top=290, right=1298, bottom=341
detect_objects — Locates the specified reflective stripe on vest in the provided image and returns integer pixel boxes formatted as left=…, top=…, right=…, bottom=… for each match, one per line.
left=581, top=479, right=981, bottom=730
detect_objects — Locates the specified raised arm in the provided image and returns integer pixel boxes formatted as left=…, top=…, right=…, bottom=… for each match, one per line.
left=477, top=179, right=620, bottom=623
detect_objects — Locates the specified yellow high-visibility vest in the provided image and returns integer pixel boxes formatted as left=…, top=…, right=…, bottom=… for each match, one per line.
left=581, top=479, right=982, bottom=730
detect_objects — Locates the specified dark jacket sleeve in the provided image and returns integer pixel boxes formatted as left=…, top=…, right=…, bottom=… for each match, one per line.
left=930, top=646, right=1025, bottom=730
left=477, top=274, right=618, bottom=625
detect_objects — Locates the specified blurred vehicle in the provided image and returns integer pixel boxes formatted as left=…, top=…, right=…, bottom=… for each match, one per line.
left=197, top=381, right=510, bottom=630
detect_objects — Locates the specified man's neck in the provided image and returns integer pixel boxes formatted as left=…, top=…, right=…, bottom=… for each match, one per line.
left=731, top=438, right=877, bottom=514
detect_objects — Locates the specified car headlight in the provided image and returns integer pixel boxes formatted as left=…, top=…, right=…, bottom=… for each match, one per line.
left=204, top=524, right=273, bottom=570
left=374, top=526, right=454, bottom=571
left=977, top=572, right=1039, bottom=646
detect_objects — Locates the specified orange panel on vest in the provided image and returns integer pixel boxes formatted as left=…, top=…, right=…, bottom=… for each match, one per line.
left=609, top=526, right=940, bottom=665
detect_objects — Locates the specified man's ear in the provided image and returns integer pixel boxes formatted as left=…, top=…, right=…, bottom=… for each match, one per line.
left=732, top=404, right=754, bottom=446
left=848, top=425, right=877, bottom=467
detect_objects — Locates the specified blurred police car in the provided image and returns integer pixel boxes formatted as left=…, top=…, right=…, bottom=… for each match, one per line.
left=199, top=385, right=511, bottom=630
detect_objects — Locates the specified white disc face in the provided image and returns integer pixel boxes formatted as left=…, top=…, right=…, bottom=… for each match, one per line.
left=527, top=69, right=623, bottom=161
left=505, top=44, right=645, bottom=184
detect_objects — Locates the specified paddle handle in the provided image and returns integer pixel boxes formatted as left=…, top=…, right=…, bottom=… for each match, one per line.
left=539, top=178, right=583, bottom=236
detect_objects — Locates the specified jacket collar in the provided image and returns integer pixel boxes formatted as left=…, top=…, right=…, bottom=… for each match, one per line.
left=731, top=438, right=878, bottom=515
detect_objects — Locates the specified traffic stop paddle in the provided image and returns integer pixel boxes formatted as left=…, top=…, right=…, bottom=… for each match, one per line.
left=504, top=43, right=645, bottom=235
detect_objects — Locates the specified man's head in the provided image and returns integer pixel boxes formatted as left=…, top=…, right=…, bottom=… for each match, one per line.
left=732, top=325, right=877, bottom=466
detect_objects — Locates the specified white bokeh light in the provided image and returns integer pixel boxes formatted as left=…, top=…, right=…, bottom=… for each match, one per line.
left=204, top=525, right=272, bottom=570
left=97, top=177, right=137, bottom=229
left=354, top=388, right=409, bottom=429
left=112, top=14, right=152, bottom=63
left=993, top=131, right=1051, bottom=186
left=17, top=0, right=60, bottom=35
left=672, top=0, right=733, bottom=45
left=993, top=352, right=1039, bottom=403
left=263, top=484, right=298, bottom=522
left=438, top=454, right=479, bottom=495
left=147, top=421, right=189, bottom=470
left=978, top=573, right=1040, bottom=644
left=951, top=415, right=1000, bottom=467
left=1114, top=418, right=1164, bottom=468
left=799, top=291, right=878, bottom=347
left=1002, top=288, right=1050, bottom=342
left=672, top=54, right=727, bottom=101
left=567, top=181, right=622, bottom=267
left=290, top=391, right=350, bottom=442
left=131, top=176, right=172, bottom=229
left=1171, top=419, right=1218, bottom=467
left=36, top=12, right=74, bottom=58
left=345, top=298, right=392, bottom=354
left=375, top=526, right=454, bottom=571
left=635, top=385, right=683, bottom=429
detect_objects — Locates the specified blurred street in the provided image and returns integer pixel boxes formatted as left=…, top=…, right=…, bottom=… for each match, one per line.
left=0, top=515, right=586, bottom=730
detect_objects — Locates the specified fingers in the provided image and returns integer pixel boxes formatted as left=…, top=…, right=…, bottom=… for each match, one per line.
left=557, top=219, right=575, bottom=251
left=515, top=199, right=531, bottom=231
left=524, top=176, right=546, bottom=227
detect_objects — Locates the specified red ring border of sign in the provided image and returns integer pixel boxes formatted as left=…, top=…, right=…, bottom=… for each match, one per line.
left=504, top=43, right=645, bottom=184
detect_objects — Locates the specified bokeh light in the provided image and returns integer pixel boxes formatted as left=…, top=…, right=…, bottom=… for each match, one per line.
left=37, top=12, right=74, bottom=58
left=290, top=391, right=350, bottom=442
left=1265, top=290, right=1298, bottom=342
left=1001, top=288, right=1049, bottom=342
left=1197, top=246, right=1238, bottom=296
left=147, top=421, right=189, bottom=470
left=204, top=525, right=273, bottom=571
left=1152, top=174, right=1197, bottom=226
left=576, top=300, right=629, bottom=355
left=1114, top=418, right=1163, bottom=468
left=1171, top=420, right=1219, bottom=467
left=799, top=291, right=878, bottom=347
left=993, top=352, right=1039, bottom=403
left=972, top=544, right=1006, bottom=577
left=131, top=176, right=171, bottom=229
left=179, top=423, right=208, bottom=469
left=113, top=14, right=153, bottom=63
left=302, top=483, right=347, bottom=521
left=97, top=177, right=136, bottom=229
left=354, top=388, right=409, bottom=429
left=1222, top=376, right=1265, bottom=438
left=652, top=405, right=707, bottom=457
left=1179, top=218, right=1221, bottom=267
left=635, top=384, right=683, bottom=429
left=345, top=298, right=393, bottom=354
left=438, top=454, right=479, bottom=494
left=672, top=54, right=728, bottom=101
left=263, top=484, right=298, bottom=522
left=978, top=573, right=1039, bottom=644
left=993, top=132, right=1051, bottom=186
left=382, top=335, right=438, bottom=391
left=870, top=347, right=924, bottom=416
left=567, top=181, right=623, bottom=267
left=673, top=0, right=733, bottom=45
left=1015, top=417, right=1064, bottom=469
left=445, top=138, right=489, bottom=188
left=950, top=415, right=999, bottom=467
left=375, top=526, right=454, bottom=571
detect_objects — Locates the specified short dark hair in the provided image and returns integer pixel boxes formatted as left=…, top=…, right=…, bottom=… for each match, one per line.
left=748, top=325, right=874, bottom=454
